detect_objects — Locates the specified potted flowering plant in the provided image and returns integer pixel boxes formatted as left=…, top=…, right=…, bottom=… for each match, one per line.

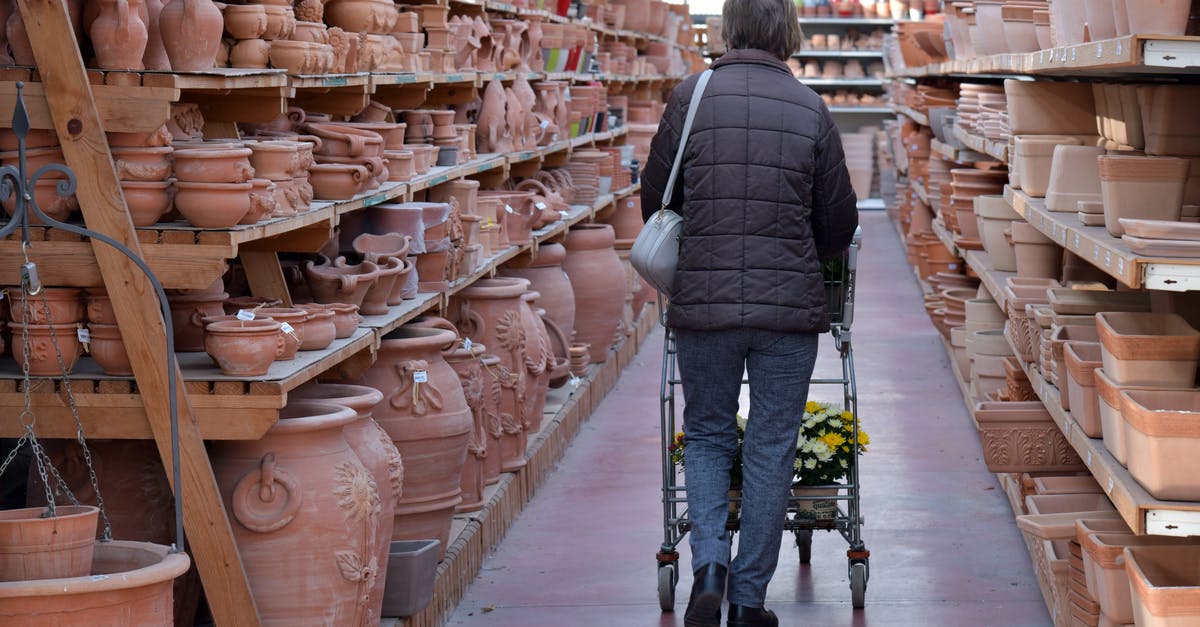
left=669, top=415, right=746, bottom=516
left=792, top=400, right=868, bottom=519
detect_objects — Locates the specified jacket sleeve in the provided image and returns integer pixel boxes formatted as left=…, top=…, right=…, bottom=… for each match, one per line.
left=640, top=79, right=690, bottom=222
left=809, top=106, right=860, bottom=261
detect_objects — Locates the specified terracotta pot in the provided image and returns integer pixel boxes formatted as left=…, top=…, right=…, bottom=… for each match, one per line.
left=304, top=122, right=384, bottom=158
left=1098, top=155, right=1188, bottom=236
left=1095, top=368, right=1175, bottom=467
left=442, top=339, right=490, bottom=512
left=1081, top=533, right=1193, bottom=624
left=173, top=147, right=254, bottom=183
left=358, top=256, right=409, bottom=315
left=562, top=224, right=625, bottom=363
left=86, top=322, right=133, bottom=375
left=8, top=287, right=84, bottom=325
left=519, top=292, right=555, bottom=433
left=382, top=150, right=415, bottom=182
left=0, top=505, right=98, bottom=581
left=158, top=0, right=224, bottom=70
left=174, top=181, right=252, bottom=227
left=352, top=232, right=412, bottom=264
left=267, top=39, right=308, bottom=72
left=0, top=540, right=190, bottom=622
left=304, top=257, right=380, bottom=308
left=213, top=401, right=379, bottom=624
left=292, top=304, right=337, bottom=350
left=242, top=178, right=277, bottom=224
left=288, top=383, right=397, bottom=623
left=1126, top=0, right=1190, bottom=36
left=253, top=307, right=308, bottom=359
left=1096, top=312, right=1200, bottom=387
left=455, top=278, right=534, bottom=473
left=1120, top=389, right=1200, bottom=502
left=244, top=141, right=301, bottom=182
left=229, top=38, right=271, bottom=69
left=498, top=242, right=574, bottom=344
left=222, top=4, right=267, bottom=39
left=331, top=122, right=406, bottom=151
left=1064, top=341, right=1104, bottom=437
left=358, top=326, right=471, bottom=559
left=90, top=0, right=148, bottom=70
left=260, top=5, right=295, bottom=40
left=323, top=303, right=361, bottom=338
left=9, top=322, right=82, bottom=375
left=1010, top=220, right=1062, bottom=280
left=121, top=180, right=173, bottom=227
left=204, top=319, right=284, bottom=376
left=414, top=237, right=451, bottom=293
left=109, top=146, right=171, bottom=182
left=1045, top=145, right=1105, bottom=212
left=309, top=163, right=370, bottom=200
left=975, top=401, right=1085, bottom=472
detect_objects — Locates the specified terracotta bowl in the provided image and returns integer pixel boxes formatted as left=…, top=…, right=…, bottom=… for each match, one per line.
left=174, top=181, right=253, bottom=228
left=120, top=180, right=174, bottom=227
left=308, top=163, right=371, bottom=200
left=8, top=287, right=84, bottom=325
left=223, top=4, right=268, bottom=40
left=292, top=304, right=338, bottom=349
left=269, top=40, right=308, bottom=73
left=261, top=5, right=296, bottom=40
left=111, top=146, right=173, bottom=182
left=204, top=319, right=284, bottom=376
left=291, top=20, right=329, bottom=43
left=173, top=147, right=255, bottom=184
left=230, top=39, right=272, bottom=69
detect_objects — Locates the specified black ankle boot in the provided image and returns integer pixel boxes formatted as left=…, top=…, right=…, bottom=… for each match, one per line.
left=727, top=603, right=779, bottom=627
left=683, top=563, right=726, bottom=627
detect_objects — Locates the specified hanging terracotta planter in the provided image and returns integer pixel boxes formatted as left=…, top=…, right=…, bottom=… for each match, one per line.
left=288, top=383, right=398, bottom=624
left=213, top=401, right=379, bottom=624
left=358, top=326, right=471, bottom=560
left=562, top=224, right=626, bottom=363
left=0, top=540, right=190, bottom=623
left=0, top=505, right=99, bottom=581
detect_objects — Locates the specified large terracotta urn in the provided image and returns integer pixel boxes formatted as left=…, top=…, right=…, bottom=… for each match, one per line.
left=157, top=0, right=223, bottom=71
left=212, top=401, right=379, bottom=626
left=288, top=383, right=397, bottom=624
left=562, top=224, right=626, bottom=363
left=358, top=326, right=471, bottom=560
left=141, top=0, right=169, bottom=69
left=500, top=242, right=575, bottom=342
left=455, top=277, right=532, bottom=473
left=90, top=0, right=148, bottom=70
left=518, top=290, right=555, bottom=434
left=443, top=339, right=491, bottom=512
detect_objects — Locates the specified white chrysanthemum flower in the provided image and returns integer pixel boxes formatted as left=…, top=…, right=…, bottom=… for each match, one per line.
left=812, top=441, right=830, bottom=456
left=804, top=419, right=817, bottom=429
left=804, top=458, right=817, bottom=470
left=840, top=459, right=849, bottom=468
left=829, top=419, right=842, bottom=429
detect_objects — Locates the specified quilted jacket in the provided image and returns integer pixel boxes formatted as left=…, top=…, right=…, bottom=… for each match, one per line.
left=641, top=48, right=860, bottom=333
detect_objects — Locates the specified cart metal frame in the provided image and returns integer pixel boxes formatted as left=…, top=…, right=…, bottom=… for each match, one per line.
left=654, top=227, right=868, bottom=610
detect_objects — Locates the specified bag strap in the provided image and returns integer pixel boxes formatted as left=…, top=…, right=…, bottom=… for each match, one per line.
left=660, top=69, right=714, bottom=210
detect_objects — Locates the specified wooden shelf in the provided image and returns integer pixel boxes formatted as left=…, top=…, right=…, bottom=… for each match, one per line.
left=931, top=138, right=990, bottom=164
left=931, top=217, right=958, bottom=257
left=953, top=124, right=1008, bottom=163
left=1005, top=187, right=1200, bottom=291
left=964, top=249, right=1015, bottom=311
left=890, top=35, right=1200, bottom=79
left=798, top=17, right=897, bottom=26
left=893, top=104, right=929, bottom=126
left=1005, top=332, right=1200, bottom=536
left=909, top=177, right=930, bottom=206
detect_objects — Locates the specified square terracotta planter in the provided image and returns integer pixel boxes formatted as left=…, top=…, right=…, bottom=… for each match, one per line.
left=1005, top=79, right=1098, bottom=136
left=1095, top=312, right=1200, bottom=387
left=1125, top=545, right=1200, bottom=627
left=1082, top=533, right=1196, bottom=625
left=1093, top=368, right=1179, bottom=467
left=1120, top=389, right=1200, bottom=501
left=1012, top=135, right=1087, bottom=197
left=1064, top=341, right=1104, bottom=436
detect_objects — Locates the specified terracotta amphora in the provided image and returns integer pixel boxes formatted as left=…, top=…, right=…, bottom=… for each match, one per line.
left=158, top=0, right=223, bottom=70
left=358, top=326, right=471, bottom=560
left=443, top=338, right=491, bottom=512
left=455, top=278, right=533, bottom=473
left=562, top=224, right=626, bottom=363
left=213, top=401, right=381, bottom=625
left=90, top=0, right=148, bottom=70
left=499, top=242, right=575, bottom=345
left=518, top=291, right=554, bottom=434
left=141, top=0, right=169, bottom=68
left=289, top=383, right=398, bottom=625
left=477, top=80, right=512, bottom=153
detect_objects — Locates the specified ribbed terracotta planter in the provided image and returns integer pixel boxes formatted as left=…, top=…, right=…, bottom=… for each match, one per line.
left=0, top=505, right=98, bottom=582
left=562, top=224, right=626, bottom=363
left=213, top=401, right=377, bottom=625
left=358, top=327, right=471, bottom=560
left=288, top=383, right=397, bottom=624
left=974, top=401, right=1085, bottom=473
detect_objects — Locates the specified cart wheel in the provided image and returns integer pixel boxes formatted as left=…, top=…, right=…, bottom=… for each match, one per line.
left=795, top=530, right=813, bottom=564
left=658, top=563, right=677, bottom=611
left=849, top=562, right=867, bottom=609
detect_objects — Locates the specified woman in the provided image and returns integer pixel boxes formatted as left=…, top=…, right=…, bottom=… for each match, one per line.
left=640, top=0, right=860, bottom=625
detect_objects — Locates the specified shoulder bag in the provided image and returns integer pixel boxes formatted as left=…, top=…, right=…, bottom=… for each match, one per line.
left=630, top=68, right=713, bottom=294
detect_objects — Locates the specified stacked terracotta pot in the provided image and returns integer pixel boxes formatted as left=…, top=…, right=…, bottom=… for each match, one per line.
left=429, top=179, right=484, bottom=279
left=241, top=139, right=314, bottom=219
left=0, top=128, right=78, bottom=224
left=3, top=287, right=84, bottom=375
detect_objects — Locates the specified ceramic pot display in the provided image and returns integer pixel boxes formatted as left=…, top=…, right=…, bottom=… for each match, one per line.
left=204, top=319, right=283, bottom=376
left=358, top=326, right=471, bottom=560
left=455, top=278, right=534, bottom=473
left=213, top=401, right=379, bottom=625
left=288, top=383, right=398, bottom=624
left=562, top=224, right=626, bottom=363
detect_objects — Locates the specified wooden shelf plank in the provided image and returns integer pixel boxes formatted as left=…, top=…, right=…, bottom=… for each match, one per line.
left=964, top=249, right=1015, bottom=311
left=894, top=104, right=929, bottom=126
left=953, top=124, right=1008, bottom=163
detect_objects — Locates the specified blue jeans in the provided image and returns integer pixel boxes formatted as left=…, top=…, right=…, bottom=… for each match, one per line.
left=675, top=327, right=819, bottom=607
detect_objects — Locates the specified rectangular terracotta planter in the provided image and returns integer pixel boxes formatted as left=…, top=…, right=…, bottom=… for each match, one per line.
left=1082, top=533, right=1197, bottom=625
left=975, top=401, right=1086, bottom=473
left=1125, top=545, right=1200, bottom=627
left=1064, top=341, right=1104, bottom=437
left=1121, top=389, right=1200, bottom=501
left=1005, top=79, right=1098, bottom=136
left=1095, top=312, right=1200, bottom=387
left=1094, top=368, right=1179, bottom=468
left=1074, top=517, right=1133, bottom=600
left=1012, top=135, right=1085, bottom=198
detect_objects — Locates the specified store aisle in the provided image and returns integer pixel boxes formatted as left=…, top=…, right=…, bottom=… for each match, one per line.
left=448, top=212, right=1050, bottom=626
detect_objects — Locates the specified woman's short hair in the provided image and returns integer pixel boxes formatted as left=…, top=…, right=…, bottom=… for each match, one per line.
left=721, top=0, right=804, bottom=61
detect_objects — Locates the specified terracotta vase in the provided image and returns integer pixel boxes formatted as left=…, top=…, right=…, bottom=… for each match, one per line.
left=499, top=242, right=575, bottom=344
left=0, top=505, right=99, bottom=581
left=358, top=326, right=471, bottom=560
left=518, top=291, right=554, bottom=434
left=562, top=224, right=626, bottom=363
left=158, top=0, right=223, bottom=71
left=477, top=80, right=512, bottom=154
left=213, top=401, right=379, bottom=625
left=90, top=0, right=148, bottom=70
left=288, top=383, right=398, bottom=624
left=455, top=278, right=533, bottom=473
left=358, top=255, right=409, bottom=315
left=441, top=335, right=491, bottom=512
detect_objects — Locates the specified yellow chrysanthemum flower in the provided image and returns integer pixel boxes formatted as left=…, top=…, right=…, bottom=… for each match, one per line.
left=805, top=400, right=821, bottom=414
left=821, top=432, right=847, bottom=449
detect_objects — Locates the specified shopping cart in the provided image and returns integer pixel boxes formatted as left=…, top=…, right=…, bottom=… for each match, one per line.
left=654, top=226, right=868, bottom=610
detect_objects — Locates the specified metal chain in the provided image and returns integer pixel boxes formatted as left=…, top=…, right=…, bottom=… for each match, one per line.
left=35, top=290, right=112, bottom=541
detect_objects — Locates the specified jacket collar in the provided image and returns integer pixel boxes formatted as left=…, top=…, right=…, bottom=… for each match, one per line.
left=710, top=48, right=791, bottom=74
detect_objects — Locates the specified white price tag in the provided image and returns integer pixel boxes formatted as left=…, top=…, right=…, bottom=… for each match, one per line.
left=568, top=374, right=581, bottom=387
left=559, top=210, right=569, bottom=220
left=76, top=327, right=91, bottom=343
left=280, top=322, right=296, bottom=335
left=539, top=119, right=550, bottom=130
left=1064, top=421, right=1071, bottom=437
left=535, top=202, right=548, bottom=211
left=564, top=90, right=572, bottom=101
left=413, top=370, right=428, bottom=383
left=236, top=309, right=256, bottom=321
left=463, top=337, right=472, bottom=351
left=504, top=204, right=515, bottom=214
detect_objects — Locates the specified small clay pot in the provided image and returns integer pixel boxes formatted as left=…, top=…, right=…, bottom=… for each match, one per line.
left=8, top=288, right=85, bottom=325
left=253, top=307, right=308, bottom=359
left=304, top=257, right=380, bottom=307
left=205, top=319, right=285, bottom=376
left=260, top=4, right=295, bottom=40
left=107, top=125, right=171, bottom=148
left=316, top=155, right=386, bottom=188
left=229, top=38, right=271, bottom=69
left=174, top=181, right=252, bottom=227
left=173, top=147, right=254, bottom=183
left=352, top=232, right=412, bottom=262
left=293, top=304, right=337, bottom=349
left=243, top=142, right=301, bottom=183
left=268, top=39, right=308, bottom=72
left=4, top=179, right=79, bottom=224
left=87, top=322, right=134, bottom=375
left=383, top=150, right=415, bottom=181
left=324, top=303, right=361, bottom=337
left=359, top=255, right=408, bottom=315
left=222, top=4, right=267, bottom=39
left=308, top=163, right=370, bottom=200
left=291, top=20, right=328, bottom=43
left=9, top=321, right=83, bottom=375
left=86, top=289, right=116, bottom=324
left=121, top=179, right=174, bottom=227
left=111, top=146, right=172, bottom=181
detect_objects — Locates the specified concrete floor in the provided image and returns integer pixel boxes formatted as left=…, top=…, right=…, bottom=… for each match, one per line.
left=448, top=212, right=1051, bottom=626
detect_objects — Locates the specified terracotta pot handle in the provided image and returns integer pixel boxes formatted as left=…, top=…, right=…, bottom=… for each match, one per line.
left=338, top=274, right=356, bottom=292
left=236, top=161, right=255, bottom=182
left=274, top=330, right=285, bottom=358
left=232, top=453, right=302, bottom=533
left=346, top=133, right=366, bottom=156
left=189, top=307, right=208, bottom=329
